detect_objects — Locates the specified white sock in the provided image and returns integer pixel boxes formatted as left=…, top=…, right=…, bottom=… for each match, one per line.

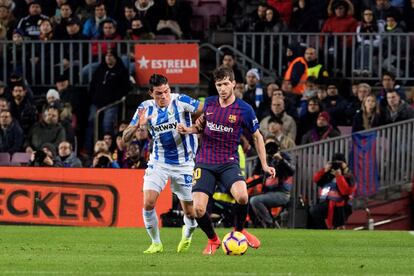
left=143, top=208, right=161, bottom=244
left=183, top=215, right=197, bottom=239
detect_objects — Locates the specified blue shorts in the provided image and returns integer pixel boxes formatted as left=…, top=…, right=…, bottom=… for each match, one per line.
left=192, top=163, right=245, bottom=196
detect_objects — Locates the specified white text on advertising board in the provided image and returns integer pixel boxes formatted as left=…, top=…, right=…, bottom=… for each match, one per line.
left=137, top=56, right=197, bottom=74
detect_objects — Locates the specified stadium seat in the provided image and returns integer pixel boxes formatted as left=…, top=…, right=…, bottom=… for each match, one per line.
left=11, top=152, right=32, bottom=166
left=0, top=152, right=11, bottom=166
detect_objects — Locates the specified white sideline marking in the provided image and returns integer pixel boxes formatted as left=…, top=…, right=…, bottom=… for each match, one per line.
left=409, top=231, right=414, bottom=236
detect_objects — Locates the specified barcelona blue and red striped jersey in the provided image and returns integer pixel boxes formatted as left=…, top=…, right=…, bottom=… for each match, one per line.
left=196, top=96, right=259, bottom=164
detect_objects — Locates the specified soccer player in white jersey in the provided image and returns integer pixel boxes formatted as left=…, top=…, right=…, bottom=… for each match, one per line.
left=123, top=74, right=203, bottom=254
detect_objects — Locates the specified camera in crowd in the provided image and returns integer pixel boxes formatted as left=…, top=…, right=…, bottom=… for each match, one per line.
left=331, top=161, right=342, bottom=171
left=33, top=150, right=47, bottom=164
left=265, top=140, right=279, bottom=156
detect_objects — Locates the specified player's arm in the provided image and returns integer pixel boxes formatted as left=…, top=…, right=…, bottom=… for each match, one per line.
left=192, top=101, right=204, bottom=121
left=122, top=124, right=139, bottom=144
left=252, top=129, right=276, bottom=178
left=123, top=107, right=152, bottom=144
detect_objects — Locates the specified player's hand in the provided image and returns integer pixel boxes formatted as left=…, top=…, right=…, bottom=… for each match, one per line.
left=195, top=114, right=205, bottom=130
left=263, top=165, right=276, bottom=178
left=177, top=123, right=190, bottom=134
left=138, top=108, right=154, bottom=128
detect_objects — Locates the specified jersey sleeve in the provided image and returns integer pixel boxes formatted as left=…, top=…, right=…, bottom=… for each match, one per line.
left=130, top=103, right=145, bottom=126
left=177, top=94, right=200, bottom=113
left=242, top=103, right=260, bottom=134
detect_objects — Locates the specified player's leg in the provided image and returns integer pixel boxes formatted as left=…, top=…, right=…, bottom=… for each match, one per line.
left=193, top=191, right=221, bottom=255
left=177, top=200, right=197, bottom=252
left=142, top=190, right=163, bottom=253
left=230, top=181, right=261, bottom=248
left=142, top=165, right=168, bottom=253
left=171, top=168, right=198, bottom=252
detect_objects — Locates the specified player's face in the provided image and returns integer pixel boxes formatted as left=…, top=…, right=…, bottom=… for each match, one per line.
left=152, top=84, right=171, bottom=107
left=215, top=77, right=235, bottom=101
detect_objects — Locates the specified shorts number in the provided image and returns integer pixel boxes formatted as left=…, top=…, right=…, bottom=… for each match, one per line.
left=193, top=168, right=201, bottom=180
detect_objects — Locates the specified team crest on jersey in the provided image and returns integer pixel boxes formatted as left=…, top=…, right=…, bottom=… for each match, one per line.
left=228, top=114, right=237, bottom=123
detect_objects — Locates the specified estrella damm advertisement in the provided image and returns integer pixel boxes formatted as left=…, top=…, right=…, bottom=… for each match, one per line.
left=0, top=167, right=172, bottom=227
left=134, top=43, right=199, bottom=85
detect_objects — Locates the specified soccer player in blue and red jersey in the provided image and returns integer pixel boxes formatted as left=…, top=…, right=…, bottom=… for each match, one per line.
left=178, top=67, right=276, bottom=255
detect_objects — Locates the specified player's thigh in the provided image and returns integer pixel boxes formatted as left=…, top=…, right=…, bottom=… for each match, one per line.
left=143, top=164, right=169, bottom=195
left=192, top=166, right=216, bottom=197
left=219, top=163, right=246, bottom=200
left=171, top=166, right=194, bottom=202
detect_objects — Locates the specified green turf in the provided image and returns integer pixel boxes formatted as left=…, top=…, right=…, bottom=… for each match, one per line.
left=0, top=226, right=413, bottom=275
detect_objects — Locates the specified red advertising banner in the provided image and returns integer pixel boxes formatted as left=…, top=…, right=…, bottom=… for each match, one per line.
left=0, top=168, right=172, bottom=227
left=134, top=43, right=199, bottom=85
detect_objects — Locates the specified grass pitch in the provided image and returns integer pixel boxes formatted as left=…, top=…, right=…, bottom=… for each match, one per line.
left=1, top=226, right=413, bottom=275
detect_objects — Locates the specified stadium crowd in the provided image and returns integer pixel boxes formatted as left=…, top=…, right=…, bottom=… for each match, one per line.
left=0, top=0, right=414, bottom=228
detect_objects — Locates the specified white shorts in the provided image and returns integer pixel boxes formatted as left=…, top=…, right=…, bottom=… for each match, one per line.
left=143, top=161, right=194, bottom=201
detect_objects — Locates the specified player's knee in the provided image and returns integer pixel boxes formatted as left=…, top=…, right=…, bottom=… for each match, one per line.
left=194, top=205, right=206, bottom=218
left=184, top=210, right=195, bottom=219
left=236, top=194, right=249, bottom=205
left=143, top=200, right=156, bottom=211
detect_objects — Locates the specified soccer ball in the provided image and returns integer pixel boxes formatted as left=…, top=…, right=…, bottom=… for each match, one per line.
left=221, top=231, right=248, bottom=255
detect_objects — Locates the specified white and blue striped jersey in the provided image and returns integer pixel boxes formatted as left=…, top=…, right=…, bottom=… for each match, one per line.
left=130, top=93, right=200, bottom=165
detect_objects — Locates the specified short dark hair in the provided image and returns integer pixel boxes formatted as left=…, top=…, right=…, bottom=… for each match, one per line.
left=12, top=82, right=26, bottom=90
left=149, top=74, right=168, bottom=91
left=268, top=117, right=283, bottom=126
left=382, top=71, right=396, bottom=81
left=213, top=66, right=235, bottom=82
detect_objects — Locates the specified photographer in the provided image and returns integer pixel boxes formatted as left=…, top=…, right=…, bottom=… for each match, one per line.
left=91, top=140, right=120, bottom=168
left=29, top=143, right=63, bottom=167
left=249, top=137, right=295, bottom=228
left=309, top=153, right=356, bottom=229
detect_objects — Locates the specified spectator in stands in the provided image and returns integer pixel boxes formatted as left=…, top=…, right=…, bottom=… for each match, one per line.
left=52, top=2, right=74, bottom=39
left=377, top=71, right=406, bottom=108
left=346, top=82, right=372, bottom=123
left=0, top=96, right=9, bottom=110
left=0, top=82, right=10, bottom=102
left=267, top=117, right=296, bottom=150
left=380, top=90, right=414, bottom=124
left=254, top=6, right=285, bottom=33
left=237, top=2, right=267, bottom=31
left=9, top=83, right=37, bottom=136
left=290, top=0, right=326, bottom=32
left=123, top=141, right=147, bottom=169
left=29, top=143, right=63, bottom=167
left=103, top=132, right=116, bottom=153
left=81, top=18, right=122, bottom=83
left=354, top=7, right=384, bottom=77
left=260, top=97, right=296, bottom=140
left=297, top=97, right=322, bottom=144
left=16, top=1, right=49, bottom=39
left=25, top=105, right=66, bottom=153
left=82, top=2, right=111, bottom=39
left=155, top=0, right=192, bottom=39
left=91, top=139, right=119, bottom=168
left=267, top=0, right=292, bottom=26
left=57, top=140, right=82, bottom=167
left=382, top=11, right=406, bottom=77
left=0, top=1, right=16, bottom=39
left=84, top=49, right=131, bottom=154
left=301, top=111, right=340, bottom=144
left=309, top=153, right=355, bottom=229
left=243, top=68, right=263, bottom=114
left=55, top=74, right=81, bottom=120
left=352, top=93, right=382, bottom=132
left=117, top=4, right=136, bottom=37
left=112, top=130, right=127, bottom=166
left=132, top=0, right=158, bottom=33
left=0, top=109, right=23, bottom=154
left=6, top=29, right=27, bottom=77
left=372, top=0, right=402, bottom=25
left=272, top=88, right=298, bottom=120
left=324, top=82, right=349, bottom=126
left=249, top=136, right=295, bottom=228
left=133, top=127, right=151, bottom=161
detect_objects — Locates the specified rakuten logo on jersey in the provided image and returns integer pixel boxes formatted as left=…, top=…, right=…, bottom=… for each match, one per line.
left=137, top=56, right=197, bottom=74
left=206, top=121, right=234, bottom=133
left=152, top=122, right=178, bottom=134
